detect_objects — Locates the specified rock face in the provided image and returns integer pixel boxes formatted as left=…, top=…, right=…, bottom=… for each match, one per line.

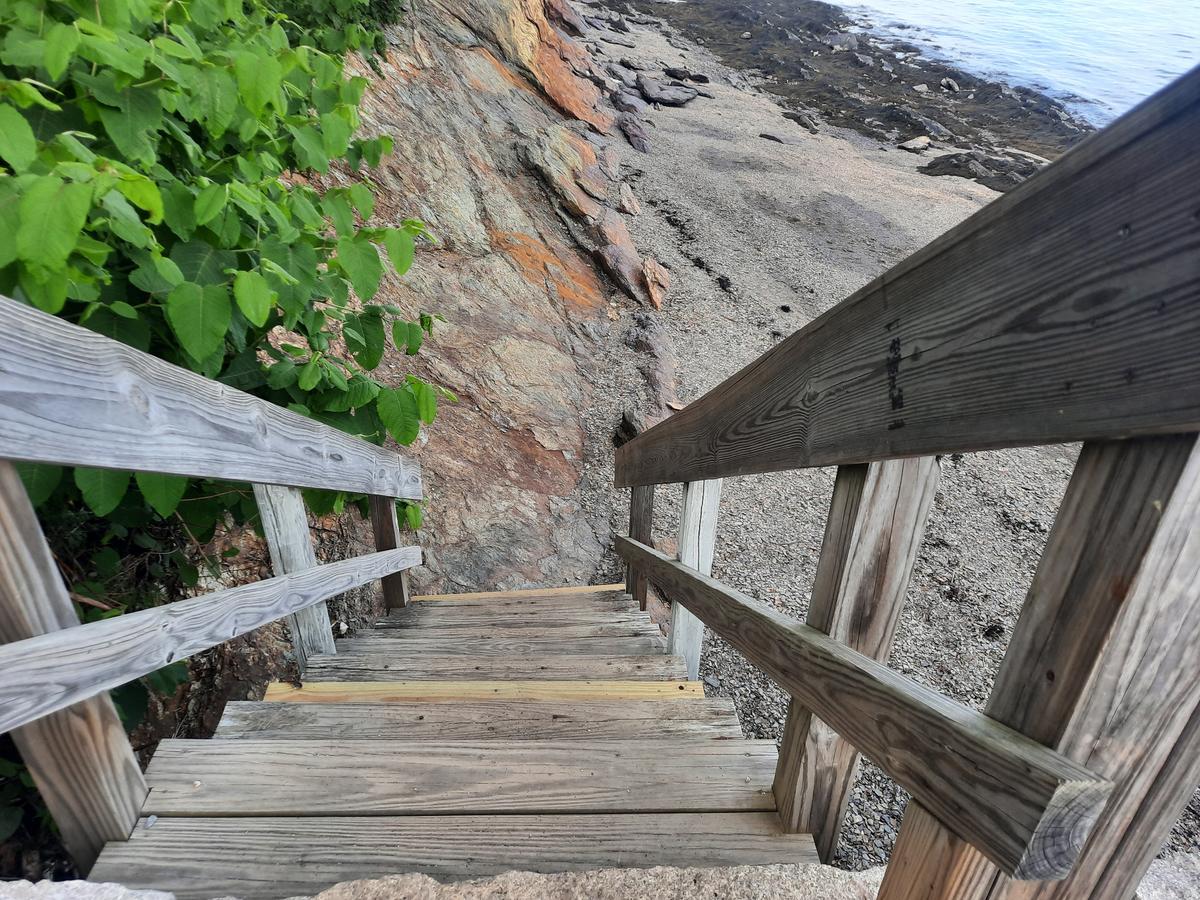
left=341, top=0, right=666, bottom=593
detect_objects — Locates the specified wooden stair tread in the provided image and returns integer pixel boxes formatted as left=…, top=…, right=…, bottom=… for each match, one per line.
left=215, top=698, right=744, bottom=740
left=303, top=652, right=687, bottom=681
left=374, top=606, right=649, bottom=629
left=365, top=621, right=663, bottom=640
left=410, top=583, right=627, bottom=601
left=408, top=592, right=633, bottom=610
left=90, top=813, right=819, bottom=899
left=335, top=633, right=667, bottom=656
left=141, top=738, right=778, bottom=816
left=263, top=680, right=704, bottom=702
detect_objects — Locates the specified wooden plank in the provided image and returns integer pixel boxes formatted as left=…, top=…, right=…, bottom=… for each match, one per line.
left=215, top=698, right=743, bottom=740
left=140, top=738, right=779, bottom=815
left=669, top=479, right=722, bottom=679
left=253, top=484, right=335, bottom=670
left=373, top=607, right=647, bottom=630
left=338, top=633, right=667, bottom=656
left=366, top=621, right=664, bottom=640
left=878, top=435, right=1200, bottom=898
left=614, top=67, right=1200, bottom=487
left=90, top=812, right=819, bottom=899
left=0, top=295, right=421, bottom=498
left=628, top=484, right=655, bottom=609
left=412, top=583, right=626, bottom=601
left=774, top=457, right=939, bottom=862
left=0, top=461, right=145, bottom=872
left=614, top=536, right=1110, bottom=880
left=396, top=591, right=634, bottom=611
left=0, top=548, right=420, bottom=735
left=368, top=495, right=412, bottom=610
left=302, top=652, right=689, bottom=681
left=263, top=680, right=705, bottom=702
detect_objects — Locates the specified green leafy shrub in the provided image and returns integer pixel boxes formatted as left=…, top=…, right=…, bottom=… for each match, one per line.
left=0, top=0, right=446, bottom=857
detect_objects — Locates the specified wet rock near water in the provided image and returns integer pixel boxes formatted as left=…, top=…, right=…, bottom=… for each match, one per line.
left=919, top=148, right=1041, bottom=192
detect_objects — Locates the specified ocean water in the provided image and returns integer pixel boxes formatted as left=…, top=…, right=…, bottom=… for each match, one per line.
left=845, top=0, right=1200, bottom=124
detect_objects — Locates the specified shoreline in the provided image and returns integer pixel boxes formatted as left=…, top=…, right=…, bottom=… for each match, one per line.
left=606, top=0, right=1096, bottom=192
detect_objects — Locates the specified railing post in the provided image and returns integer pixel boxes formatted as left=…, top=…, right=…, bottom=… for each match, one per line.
left=879, top=435, right=1200, bottom=899
left=368, top=496, right=412, bottom=610
left=0, top=461, right=146, bottom=872
left=253, top=483, right=336, bottom=672
left=627, top=484, right=655, bottom=610
left=670, top=479, right=721, bottom=679
left=772, top=457, right=940, bottom=861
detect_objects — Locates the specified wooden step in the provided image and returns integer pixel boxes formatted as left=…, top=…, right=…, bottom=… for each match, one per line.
left=373, top=606, right=648, bottom=630
left=140, top=738, right=778, bottom=816
left=365, top=621, right=663, bottom=640
left=335, top=633, right=667, bottom=656
left=410, top=583, right=626, bottom=602
left=263, top=680, right=703, bottom=702
left=215, top=698, right=744, bottom=740
left=303, top=652, right=687, bottom=682
left=90, top=813, right=819, bottom=899
left=409, top=592, right=633, bottom=610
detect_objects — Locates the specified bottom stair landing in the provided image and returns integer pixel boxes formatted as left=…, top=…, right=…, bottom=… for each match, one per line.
left=90, top=584, right=817, bottom=899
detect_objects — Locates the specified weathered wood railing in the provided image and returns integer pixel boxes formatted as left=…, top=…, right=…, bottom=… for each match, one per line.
left=617, top=65, right=1200, bottom=897
left=0, top=296, right=423, bottom=872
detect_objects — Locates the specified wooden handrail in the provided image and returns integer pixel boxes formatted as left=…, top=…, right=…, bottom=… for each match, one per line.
left=615, top=64, right=1200, bottom=487
left=0, top=295, right=422, bottom=499
left=614, top=536, right=1112, bottom=880
left=0, top=546, right=421, bottom=736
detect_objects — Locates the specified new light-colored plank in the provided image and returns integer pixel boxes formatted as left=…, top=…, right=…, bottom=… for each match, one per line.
left=614, top=536, right=1110, bottom=880
left=338, top=633, right=667, bottom=656
left=368, top=495, right=412, bottom=610
left=669, top=479, right=722, bottom=679
left=91, top=813, right=819, bottom=899
left=263, top=680, right=704, bottom=702
left=0, top=295, right=421, bottom=498
left=302, top=652, right=688, bottom=681
left=253, top=484, right=335, bottom=670
left=774, top=456, right=939, bottom=862
left=614, top=67, right=1200, bottom=487
left=140, top=738, right=779, bottom=815
left=215, top=698, right=742, bottom=740
left=412, top=583, right=626, bottom=601
left=879, top=435, right=1200, bottom=899
left=628, top=484, right=655, bottom=609
left=0, top=548, right=420, bottom=735
left=0, top=462, right=145, bottom=872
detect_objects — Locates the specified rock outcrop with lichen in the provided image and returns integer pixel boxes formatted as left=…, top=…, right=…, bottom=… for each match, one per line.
left=330, top=0, right=666, bottom=592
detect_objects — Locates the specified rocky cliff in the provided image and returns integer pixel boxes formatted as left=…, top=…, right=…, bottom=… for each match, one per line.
left=336, top=0, right=669, bottom=592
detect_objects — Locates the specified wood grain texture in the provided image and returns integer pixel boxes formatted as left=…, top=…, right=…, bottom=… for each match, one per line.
left=302, top=652, right=689, bottom=682
left=215, top=698, right=743, bottom=740
left=374, top=607, right=647, bottom=630
left=399, top=590, right=633, bottom=610
left=0, top=548, right=420, bottom=735
left=368, top=495, right=412, bottom=610
left=614, top=67, right=1200, bottom=487
left=339, top=633, right=667, bottom=656
left=614, top=536, right=1110, bottom=879
left=0, top=295, right=421, bottom=497
left=366, top=621, right=664, bottom=641
left=774, top=457, right=939, bottom=861
left=253, top=484, right=336, bottom=669
left=628, top=484, right=655, bottom=609
left=90, top=813, right=819, bottom=899
left=669, top=480, right=722, bottom=679
left=879, top=435, right=1200, bottom=898
left=411, top=583, right=625, bottom=601
left=140, top=738, right=779, bottom=815
left=0, top=462, right=145, bottom=872
left=263, top=680, right=704, bottom=702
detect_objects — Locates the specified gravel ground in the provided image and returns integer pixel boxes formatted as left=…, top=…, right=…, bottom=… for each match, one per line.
left=576, top=6, right=1199, bottom=874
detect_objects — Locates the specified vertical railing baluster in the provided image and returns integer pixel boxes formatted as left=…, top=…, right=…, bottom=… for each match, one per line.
left=669, top=479, right=722, bottom=679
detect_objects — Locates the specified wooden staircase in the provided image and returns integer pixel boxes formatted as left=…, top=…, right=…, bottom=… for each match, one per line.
left=88, top=584, right=818, bottom=899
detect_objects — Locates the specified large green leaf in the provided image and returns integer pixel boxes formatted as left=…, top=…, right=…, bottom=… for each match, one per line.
left=335, top=235, right=381, bottom=301
left=14, top=462, right=63, bottom=507
left=0, top=105, right=37, bottom=172
left=377, top=386, right=420, bottom=445
left=346, top=310, right=385, bottom=369
left=190, top=66, right=238, bottom=136
left=95, top=86, right=161, bottom=164
left=194, top=183, right=227, bottom=226
left=75, top=467, right=130, bottom=516
left=43, top=22, right=81, bottom=80
left=16, top=176, right=91, bottom=270
left=135, top=471, right=189, bottom=518
left=234, top=50, right=281, bottom=116
left=165, top=282, right=231, bottom=361
left=410, top=378, right=438, bottom=424
left=170, top=240, right=236, bottom=285
left=233, top=270, right=275, bottom=327
left=383, top=227, right=415, bottom=276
